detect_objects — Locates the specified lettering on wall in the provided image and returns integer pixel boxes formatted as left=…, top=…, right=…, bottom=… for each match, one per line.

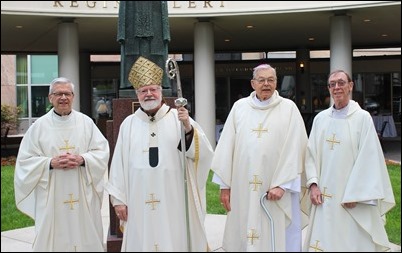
left=52, top=1, right=225, bottom=9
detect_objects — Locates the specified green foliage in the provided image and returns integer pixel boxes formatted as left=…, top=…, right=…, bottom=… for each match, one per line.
left=385, top=164, right=401, bottom=245
left=1, top=104, right=22, bottom=134
left=1, top=166, right=34, bottom=231
left=206, top=170, right=226, bottom=214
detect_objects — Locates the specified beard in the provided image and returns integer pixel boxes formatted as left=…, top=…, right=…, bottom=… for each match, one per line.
left=140, top=96, right=162, bottom=111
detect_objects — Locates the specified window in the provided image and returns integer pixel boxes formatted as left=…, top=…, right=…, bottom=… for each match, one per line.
left=16, top=54, right=58, bottom=134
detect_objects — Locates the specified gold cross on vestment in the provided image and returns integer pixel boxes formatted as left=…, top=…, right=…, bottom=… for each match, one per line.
left=59, top=140, right=75, bottom=153
left=321, top=187, right=332, bottom=201
left=64, top=193, right=79, bottom=210
left=247, top=228, right=260, bottom=245
left=153, top=243, right=160, bottom=252
left=326, top=133, right=340, bottom=150
left=252, top=123, right=268, bottom=138
left=249, top=175, right=262, bottom=191
left=309, top=240, right=323, bottom=252
left=145, top=193, right=160, bottom=210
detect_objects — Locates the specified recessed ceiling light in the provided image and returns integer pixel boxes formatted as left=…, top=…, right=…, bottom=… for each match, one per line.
left=308, top=37, right=315, bottom=41
left=381, top=34, right=388, bottom=37
left=246, top=25, right=254, bottom=29
left=16, top=25, right=23, bottom=29
left=363, top=19, right=371, bottom=22
left=224, top=39, right=230, bottom=42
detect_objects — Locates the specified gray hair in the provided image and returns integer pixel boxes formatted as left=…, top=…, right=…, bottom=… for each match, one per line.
left=252, top=64, right=277, bottom=79
left=49, top=77, right=75, bottom=94
left=328, top=70, right=352, bottom=82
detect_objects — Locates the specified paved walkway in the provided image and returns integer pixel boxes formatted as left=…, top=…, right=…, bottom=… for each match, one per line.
left=2, top=138, right=400, bottom=252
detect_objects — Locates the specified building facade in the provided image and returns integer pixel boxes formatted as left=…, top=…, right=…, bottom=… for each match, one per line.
left=1, top=1, right=401, bottom=143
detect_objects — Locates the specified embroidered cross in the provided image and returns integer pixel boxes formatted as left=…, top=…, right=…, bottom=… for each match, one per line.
left=64, top=193, right=79, bottom=210
left=249, top=175, right=262, bottom=191
left=326, top=133, right=340, bottom=150
left=247, top=228, right=260, bottom=245
left=321, top=187, right=332, bottom=201
left=252, top=123, right=268, bottom=138
left=145, top=193, right=160, bottom=210
left=151, top=132, right=156, bottom=137
left=59, top=140, right=75, bottom=152
left=309, top=240, right=323, bottom=252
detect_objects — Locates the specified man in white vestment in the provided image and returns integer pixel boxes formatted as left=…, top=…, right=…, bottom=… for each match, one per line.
left=302, top=70, right=395, bottom=251
left=14, top=77, right=110, bottom=252
left=105, top=56, right=214, bottom=251
left=211, top=64, right=308, bottom=252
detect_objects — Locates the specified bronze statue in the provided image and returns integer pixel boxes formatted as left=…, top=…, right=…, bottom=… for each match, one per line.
left=117, top=1, right=171, bottom=89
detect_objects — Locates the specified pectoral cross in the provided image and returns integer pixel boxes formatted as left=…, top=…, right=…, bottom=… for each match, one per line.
left=153, top=243, right=159, bottom=252
left=247, top=228, right=260, bottom=245
left=249, top=175, right=262, bottom=191
left=309, top=240, right=323, bottom=252
left=64, top=193, right=79, bottom=210
left=145, top=193, right=160, bottom=210
left=252, top=123, right=268, bottom=138
left=59, top=140, right=75, bottom=152
left=326, top=133, right=340, bottom=150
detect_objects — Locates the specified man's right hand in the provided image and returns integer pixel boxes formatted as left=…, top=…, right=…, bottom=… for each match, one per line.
left=220, top=189, right=231, bottom=212
left=309, top=184, right=323, bottom=205
left=114, top=205, right=128, bottom=221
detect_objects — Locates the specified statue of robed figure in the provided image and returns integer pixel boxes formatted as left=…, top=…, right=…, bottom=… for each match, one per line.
left=117, top=1, right=171, bottom=89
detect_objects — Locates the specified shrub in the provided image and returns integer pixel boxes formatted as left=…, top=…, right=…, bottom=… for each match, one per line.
left=1, top=104, right=21, bottom=135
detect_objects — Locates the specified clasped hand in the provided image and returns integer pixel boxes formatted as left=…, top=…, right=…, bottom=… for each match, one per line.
left=51, top=153, right=84, bottom=170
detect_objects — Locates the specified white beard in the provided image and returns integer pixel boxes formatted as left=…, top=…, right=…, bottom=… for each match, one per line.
left=140, top=97, right=162, bottom=111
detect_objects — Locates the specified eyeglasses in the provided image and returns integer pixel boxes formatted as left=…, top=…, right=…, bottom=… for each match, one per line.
left=136, top=87, right=161, bottom=95
left=254, top=78, right=276, bottom=85
left=52, top=92, right=73, bottom=98
left=328, top=80, right=348, bottom=88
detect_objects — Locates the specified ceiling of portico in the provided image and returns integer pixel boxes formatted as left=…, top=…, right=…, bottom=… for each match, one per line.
left=1, top=2, right=400, bottom=54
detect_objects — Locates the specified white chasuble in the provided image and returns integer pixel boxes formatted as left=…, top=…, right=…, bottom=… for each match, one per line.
left=14, top=109, right=110, bottom=251
left=302, top=100, right=395, bottom=252
left=211, top=91, right=308, bottom=252
left=106, top=104, right=214, bottom=252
